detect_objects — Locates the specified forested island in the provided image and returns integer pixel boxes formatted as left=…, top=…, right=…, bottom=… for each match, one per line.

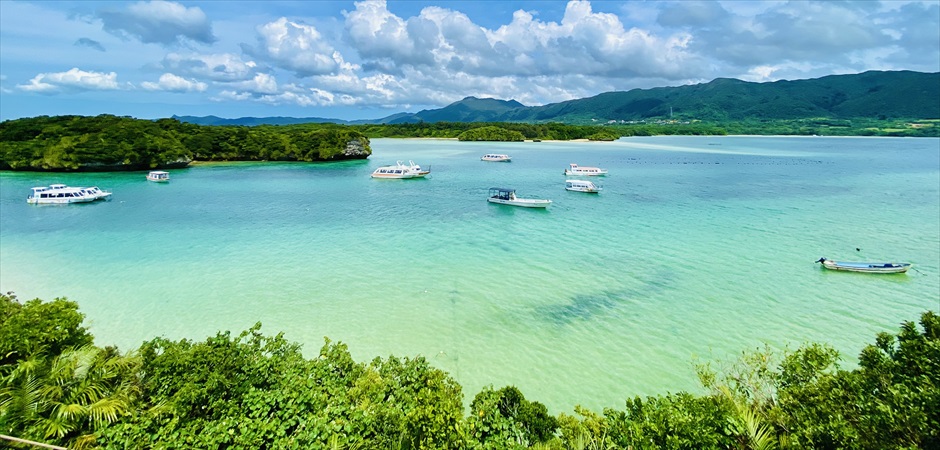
left=1, top=293, right=937, bottom=449
left=2, top=113, right=936, bottom=172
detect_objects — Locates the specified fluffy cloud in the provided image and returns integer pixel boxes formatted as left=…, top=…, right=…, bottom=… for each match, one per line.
left=157, top=53, right=261, bottom=82
left=123, top=0, right=935, bottom=113
left=141, top=73, right=207, bottom=92
left=343, top=0, right=702, bottom=82
left=18, top=68, right=121, bottom=93
left=656, top=0, right=940, bottom=77
left=17, top=0, right=926, bottom=114
left=242, top=17, right=340, bottom=77
left=98, top=0, right=215, bottom=45
left=231, top=73, right=279, bottom=95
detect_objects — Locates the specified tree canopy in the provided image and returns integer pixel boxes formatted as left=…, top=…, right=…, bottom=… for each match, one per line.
left=0, top=115, right=372, bottom=171
left=1, top=291, right=937, bottom=449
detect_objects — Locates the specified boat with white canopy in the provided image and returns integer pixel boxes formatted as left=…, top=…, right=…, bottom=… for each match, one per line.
left=481, top=154, right=511, bottom=162
left=27, top=184, right=112, bottom=204
left=371, top=160, right=430, bottom=179
left=487, top=187, right=551, bottom=208
left=147, top=171, right=170, bottom=182
left=564, top=163, right=607, bottom=176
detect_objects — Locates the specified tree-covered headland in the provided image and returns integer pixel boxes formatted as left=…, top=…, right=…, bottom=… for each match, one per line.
left=0, top=115, right=372, bottom=171
left=1, top=292, right=937, bottom=449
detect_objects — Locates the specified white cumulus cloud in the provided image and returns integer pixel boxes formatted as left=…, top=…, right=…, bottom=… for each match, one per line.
left=231, top=73, right=279, bottom=95
left=243, top=17, right=340, bottom=77
left=18, top=68, right=121, bottom=93
left=141, top=73, right=207, bottom=92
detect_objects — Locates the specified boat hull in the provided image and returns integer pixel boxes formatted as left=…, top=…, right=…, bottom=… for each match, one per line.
left=564, top=170, right=607, bottom=176
left=370, top=173, right=427, bottom=179
left=27, top=196, right=98, bottom=204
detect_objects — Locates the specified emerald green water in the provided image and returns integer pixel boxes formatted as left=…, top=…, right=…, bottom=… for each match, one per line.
left=2, top=136, right=938, bottom=413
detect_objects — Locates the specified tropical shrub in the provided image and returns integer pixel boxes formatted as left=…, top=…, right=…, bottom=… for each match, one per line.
left=457, top=126, right=526, bottom=141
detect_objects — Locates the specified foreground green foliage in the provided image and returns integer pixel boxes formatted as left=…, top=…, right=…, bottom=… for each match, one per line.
left=0, top=293, right=92, bottom=367
left=1, top=291, right=936, bottom=449
left=0, top=115, right=372, bottom=171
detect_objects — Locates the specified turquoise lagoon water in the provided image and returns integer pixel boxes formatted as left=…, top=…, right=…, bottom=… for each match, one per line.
left=1, top=136, right=938, bottom=413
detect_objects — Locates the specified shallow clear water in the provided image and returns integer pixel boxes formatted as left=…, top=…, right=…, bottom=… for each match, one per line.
left=2, top=136, right=938, bottom=413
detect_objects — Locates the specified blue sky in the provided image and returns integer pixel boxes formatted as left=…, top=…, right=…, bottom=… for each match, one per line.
left=1, top=0, right=938, bottom=121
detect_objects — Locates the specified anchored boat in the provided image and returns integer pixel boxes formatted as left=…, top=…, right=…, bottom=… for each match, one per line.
left=816, top=258, right=911, bottom=274
left=481, top=154, right=512, bottom=162
left=371, top=160, right=430, bottom=179
left=27, top=184, right=112, bottom=204
left=565, top=163, right=607, bottom=176
left=565, top=179, right=601, bottom=193
left=147, top=171, right=170, bottom=182
left=487, top=187, right=551, bottom=208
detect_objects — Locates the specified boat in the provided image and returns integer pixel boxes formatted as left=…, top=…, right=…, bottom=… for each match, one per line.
left=371, top=160, right=430, bottom=179
left=564, top=163, right=607, bottom=176
left=565, top=179, right=601, bottom=193
left=27, top=184, right=112, bottom=204
left=147, top=171, right=170, bottom=182
left=816, top=258, right=911, bottom=274
left=481, top=154, right=511, bottom=162
left=487, top=187, right=551, bottom=208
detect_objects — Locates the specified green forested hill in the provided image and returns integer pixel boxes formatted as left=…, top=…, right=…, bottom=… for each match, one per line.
left=399, top=97, right=526, bottom=123
left=495, top=70, right=940, bottom=123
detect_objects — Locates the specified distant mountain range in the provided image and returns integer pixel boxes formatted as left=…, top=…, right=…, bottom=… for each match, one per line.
left=174, top=70, right=939, bottom=126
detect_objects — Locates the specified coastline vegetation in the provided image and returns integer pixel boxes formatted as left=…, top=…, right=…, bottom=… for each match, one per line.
left=1, top=114, right=936, bottom=172
left=1, top=292, right=937, bottom=449
left=0, top=115, right=372, bottom=171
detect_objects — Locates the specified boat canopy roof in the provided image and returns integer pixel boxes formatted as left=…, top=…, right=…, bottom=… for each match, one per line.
left=489, top=187, right=515, bottom=193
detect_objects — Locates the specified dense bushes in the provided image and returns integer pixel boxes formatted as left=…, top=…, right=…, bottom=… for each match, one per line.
left=457, top=126, right=526, bottom=142
left=1, top=292, right=937, bottom=449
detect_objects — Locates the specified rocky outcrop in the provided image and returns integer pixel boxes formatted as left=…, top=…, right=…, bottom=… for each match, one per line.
left=341, top=138, right=371, bottom=159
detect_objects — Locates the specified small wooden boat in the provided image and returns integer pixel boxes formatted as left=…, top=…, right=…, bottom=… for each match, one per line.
left=816, top=258, right=911, bottom=274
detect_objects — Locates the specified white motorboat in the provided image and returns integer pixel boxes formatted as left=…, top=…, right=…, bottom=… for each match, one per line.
left=481, top=154, right=511, bottom=162
left=27, top=184, right=112, bottom=204
left=487, top=187, right=551, bottom=208
left=565, top=163, right=607, bottom=176
left=371, top=160, right=430, bottom=179
left=147, top=171, right=170, bottom=182
left=565, top=179, right=601, bottom=193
